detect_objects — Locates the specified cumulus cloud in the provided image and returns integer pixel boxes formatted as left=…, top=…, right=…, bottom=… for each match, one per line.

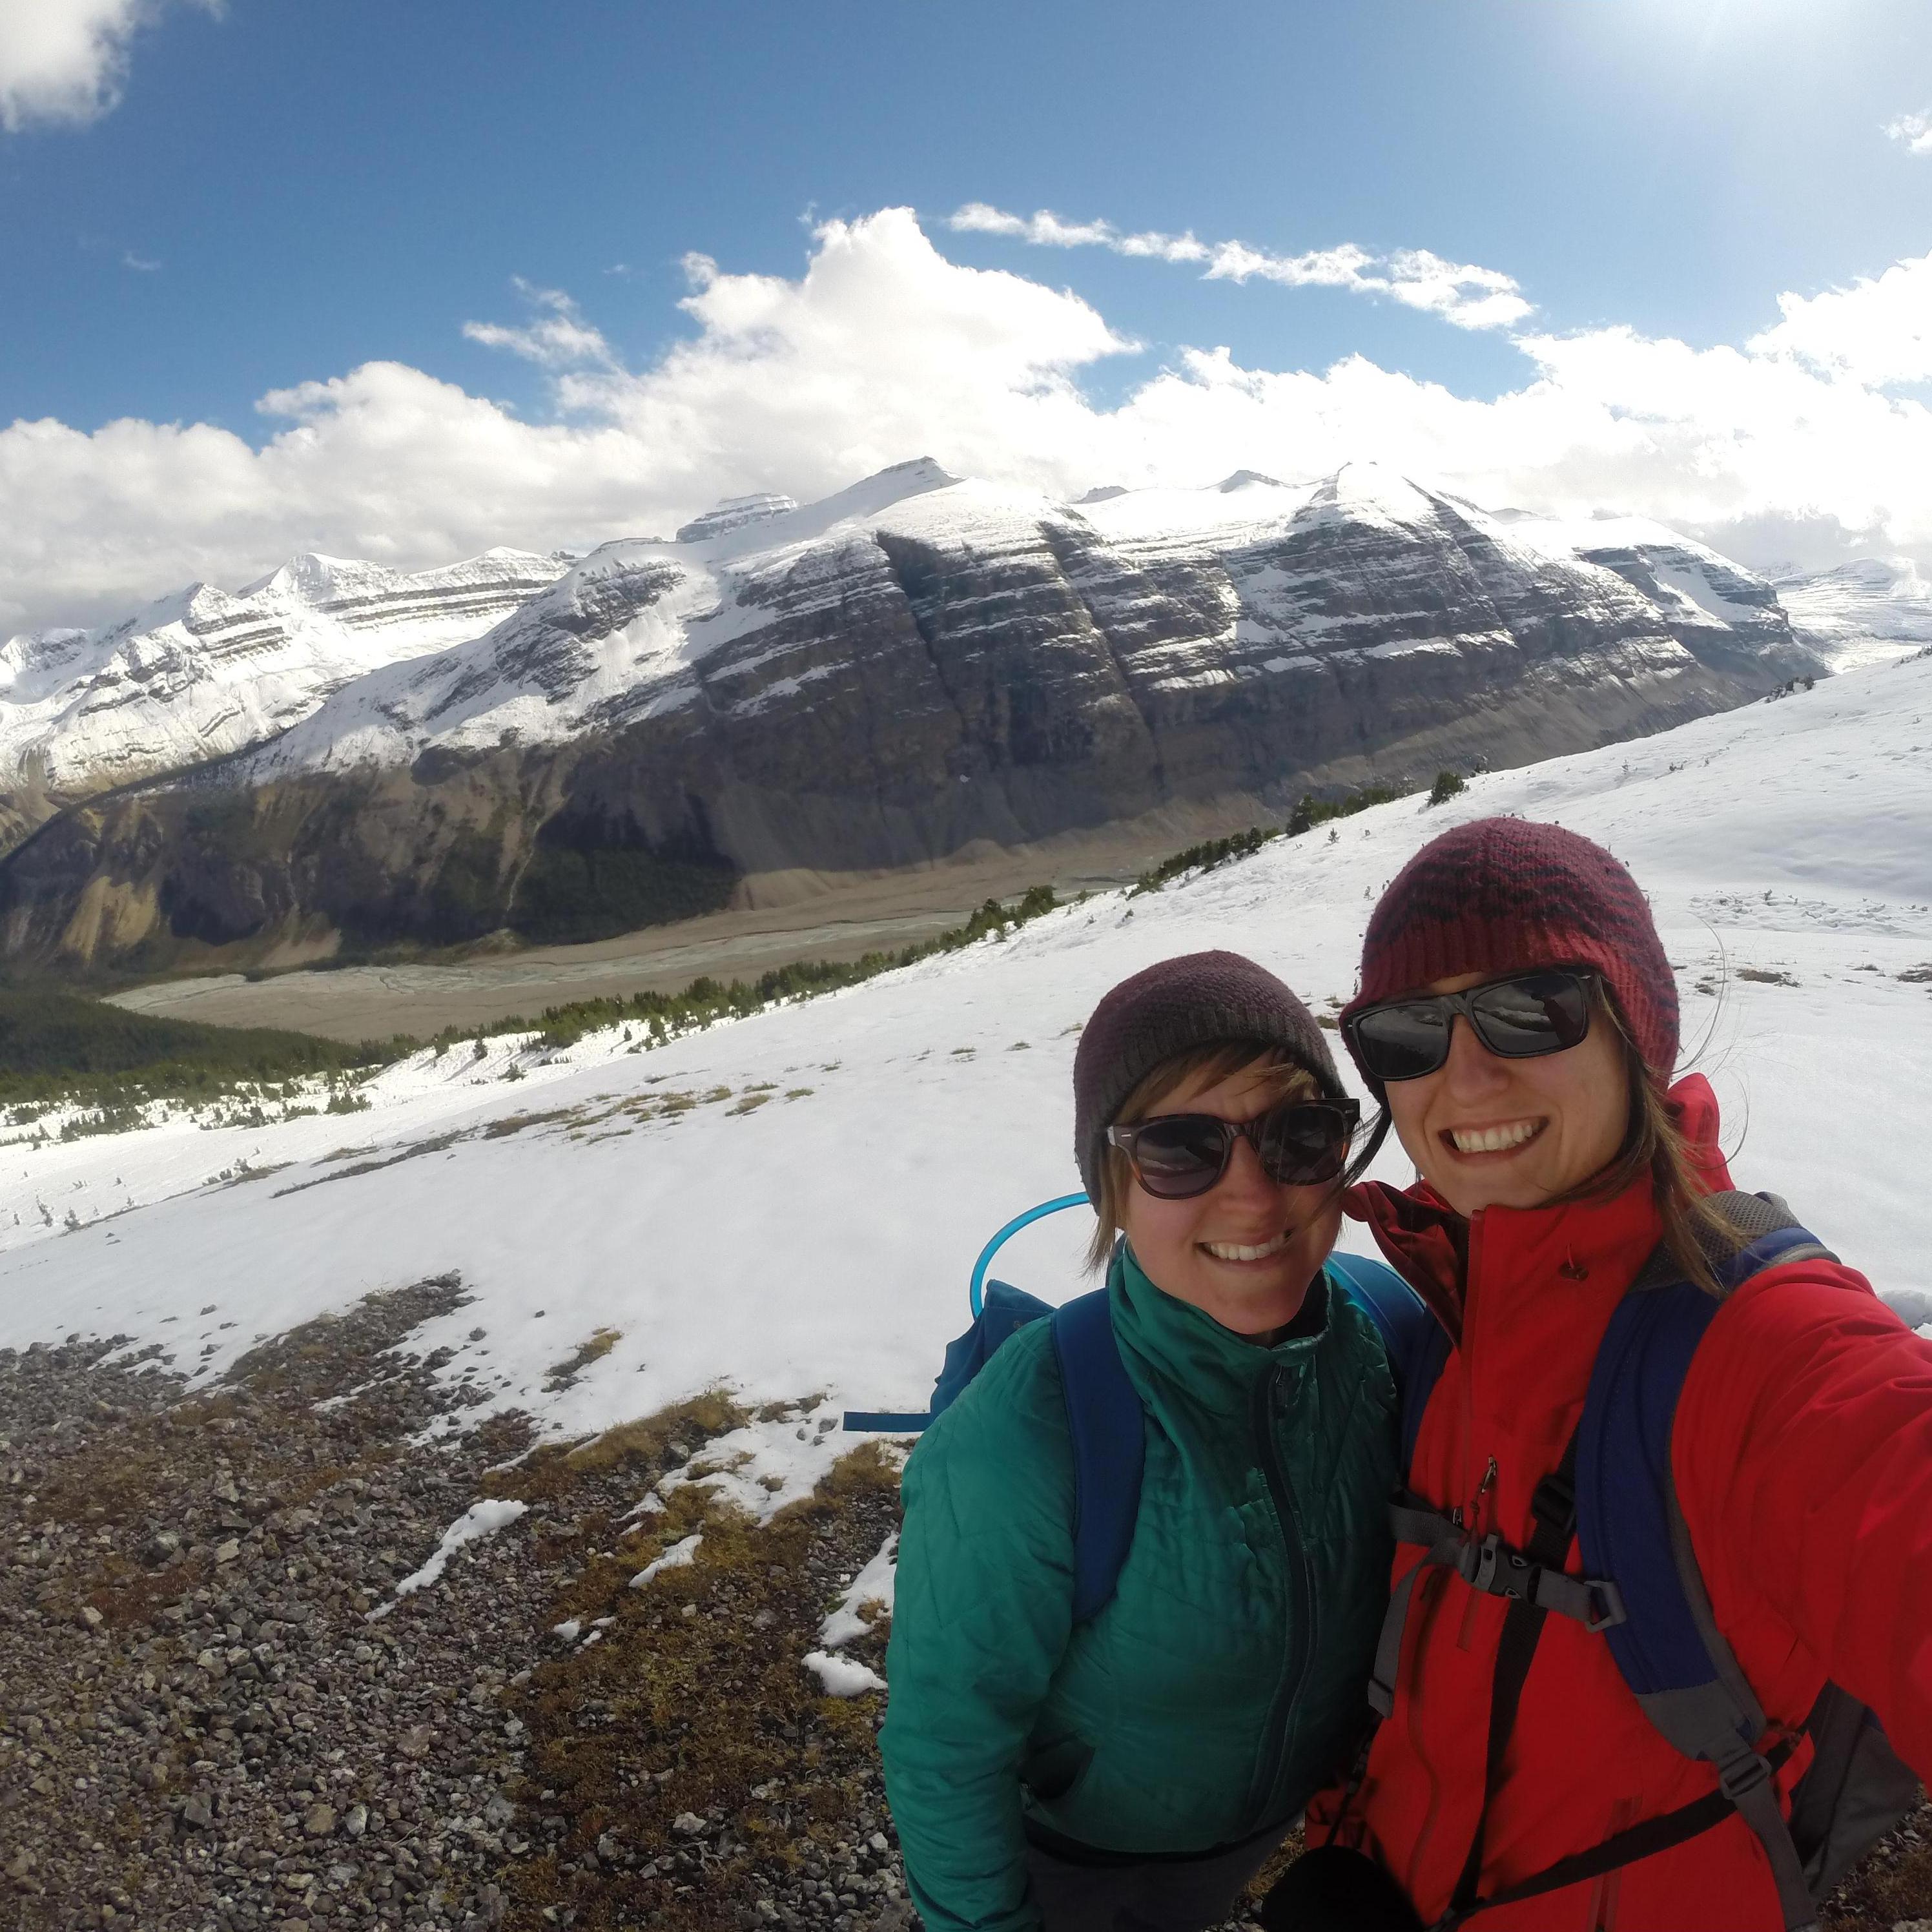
left=7, top=205, right=1932, bottom=632
left=1748, top=254, right=1932, bottom=385
left=949, top=201, right=1533, bottom=332
left=0, top=210, right=1133, bottom=630
left=1884, top=109, right=1932, bottom=156
left=0, top=0, right=214, bottom=131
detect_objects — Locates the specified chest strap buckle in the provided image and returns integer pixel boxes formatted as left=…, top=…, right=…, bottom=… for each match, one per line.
left=1455, top=1530, right=1627, bottom=1632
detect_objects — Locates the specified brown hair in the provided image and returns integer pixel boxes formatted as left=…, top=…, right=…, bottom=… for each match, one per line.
left=1562, top=991, right=1742, bottom=1295
left=1085, top=1043, right=1321, bottom=1271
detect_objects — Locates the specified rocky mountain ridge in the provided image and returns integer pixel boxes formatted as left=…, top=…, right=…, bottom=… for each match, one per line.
left=0, top=548, right=570, bottom=848
left=0, top=460, right=1824, bottom=974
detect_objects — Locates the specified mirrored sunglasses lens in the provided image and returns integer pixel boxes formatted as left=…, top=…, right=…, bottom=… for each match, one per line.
left=1470, top=972, right=1590, bottom=1056
left=1355, top=1004, right=1452, bottom=1081
left=1130, top=1118, right=1231, bottom=1197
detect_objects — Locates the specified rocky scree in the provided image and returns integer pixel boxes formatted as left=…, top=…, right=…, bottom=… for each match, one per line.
left=0, top=1284, right=1924, bottom=1932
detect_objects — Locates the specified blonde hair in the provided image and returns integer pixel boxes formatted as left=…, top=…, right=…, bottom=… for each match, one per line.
left=1086, top=1043, right=1321, bottom=1271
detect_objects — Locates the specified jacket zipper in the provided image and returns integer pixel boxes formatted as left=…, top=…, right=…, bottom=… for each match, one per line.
left=1248, top=1361, right=1316, bottom=1828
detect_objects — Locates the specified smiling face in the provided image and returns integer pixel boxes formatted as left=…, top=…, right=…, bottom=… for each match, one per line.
left=1115, top=1058, right=1345, bottom=1337
left=1382, top=970, right=1632, bottom=1218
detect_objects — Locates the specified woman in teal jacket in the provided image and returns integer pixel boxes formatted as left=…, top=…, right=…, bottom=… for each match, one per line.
left=881, top=951, right=1401, bottom=1932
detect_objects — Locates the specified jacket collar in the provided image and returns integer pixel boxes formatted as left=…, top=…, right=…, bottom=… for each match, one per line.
left=1111, top=1242, right=1333, bottom=1418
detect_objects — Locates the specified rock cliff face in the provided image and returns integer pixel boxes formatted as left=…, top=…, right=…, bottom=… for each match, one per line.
left=0, top=548, right=568, bottom=848
left=0, top=462, right=1820, bottom=972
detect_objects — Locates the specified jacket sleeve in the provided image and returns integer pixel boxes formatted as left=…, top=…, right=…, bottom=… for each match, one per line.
left=879, top=1327, right=1078, bottom=1932
left=1676, top=1263, right=1932, bottom=1778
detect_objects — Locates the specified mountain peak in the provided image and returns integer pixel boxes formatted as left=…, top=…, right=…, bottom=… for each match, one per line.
left=1300, top=462, right=1446, bottom=529
left=675, top=493, right=800, bottom=545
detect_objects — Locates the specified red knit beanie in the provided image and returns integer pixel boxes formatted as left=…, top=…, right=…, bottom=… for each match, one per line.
left=1339, top=817, right=1678, bottom=1094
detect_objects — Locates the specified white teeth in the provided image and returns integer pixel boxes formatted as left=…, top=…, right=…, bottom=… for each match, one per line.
left=1449, top=1120, right=1543, bottom=1155
left=1204, top=1231, right=1291, bottom=1262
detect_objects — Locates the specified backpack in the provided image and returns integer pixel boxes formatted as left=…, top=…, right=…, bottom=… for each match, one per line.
left=842, top=1194, right=1432, bottom=1623
left=1362, top=1190, right=1919, bottom=1932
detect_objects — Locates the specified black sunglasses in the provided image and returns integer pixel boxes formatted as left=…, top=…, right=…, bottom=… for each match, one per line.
left=1107, top=1098, right=1361, bottom=1201
left=1345, top=968, right=1599, bottom=1084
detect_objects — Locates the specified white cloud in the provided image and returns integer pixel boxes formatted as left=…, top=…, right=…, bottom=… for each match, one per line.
left=1884, top=109, right=1932, bottom=156
left=462, top=279, right=621, bottom=373
left=0, top=0, right=214, bottom=132
left=0, top=211, right=1133, bottom=630
left=8, top=207, right=1932, bottom=633
left=948, top=202, right=1534, bottom=332
left=1747, top=254, right=1932, bottom=386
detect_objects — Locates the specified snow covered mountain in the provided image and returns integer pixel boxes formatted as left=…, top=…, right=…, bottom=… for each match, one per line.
left=241, top=461, right=1811, bottom=778
left=3, top=649, right=1927, bottom=1442
left=1772, top=559, right=1932, bottom=672
left=0, top=460, right=1822, bottom=972
left=0, top=547, right=568, bottom=838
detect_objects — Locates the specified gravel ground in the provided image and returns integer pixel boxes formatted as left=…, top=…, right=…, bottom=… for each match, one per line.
left=0, top=1284, right=1924, bottom=1932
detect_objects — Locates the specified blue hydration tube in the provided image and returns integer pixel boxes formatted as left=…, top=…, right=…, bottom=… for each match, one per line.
left=969, top=1192, right=1093, bottom=1317
left=843, top=1191, right=1094, bottom=1433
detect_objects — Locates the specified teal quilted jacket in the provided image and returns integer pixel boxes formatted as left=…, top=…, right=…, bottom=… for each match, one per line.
left=880, top=1245, right=1398, bottom=1932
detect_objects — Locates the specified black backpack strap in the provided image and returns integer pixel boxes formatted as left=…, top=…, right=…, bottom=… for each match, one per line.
left=1370, top=1454, right=1624, bottom=1723
left=1444, top=1432, right=1587, bottom=1916
left=1436, top=1735, right=1803, bottom=1927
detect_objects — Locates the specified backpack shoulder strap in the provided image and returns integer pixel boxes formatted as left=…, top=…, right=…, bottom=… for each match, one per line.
left=1576, top=1193, right=1840, bottom=1932
left=1327, top=1249, right=1452, bottom=1472
left=1050, top=1287, right=1146, bottom=1625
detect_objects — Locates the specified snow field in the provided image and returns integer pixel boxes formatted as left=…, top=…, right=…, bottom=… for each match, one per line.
left=2, top=654, right=1928, bottom=1472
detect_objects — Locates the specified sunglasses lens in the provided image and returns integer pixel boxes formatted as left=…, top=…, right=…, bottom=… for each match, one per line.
left=1353, top=1002, right=1454, bottom=1082
left=1255, top=1104, right=1352, bottom=1184
left=1127, top=1116, right=1232, bottom=1198
left=1470, top=972, right=1592, bottom=1057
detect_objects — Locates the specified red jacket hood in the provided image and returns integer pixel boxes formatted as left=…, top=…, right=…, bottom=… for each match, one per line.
left=1344, top=1073, right=1733, bottom=1345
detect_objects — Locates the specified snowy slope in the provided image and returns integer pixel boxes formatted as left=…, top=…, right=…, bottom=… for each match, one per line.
left=1773, top=559, right=1932, bottom=672
left=0, top=548, right=568, bottom=792
left=1493, top=507, right=1794, bottom=646
left=0, top=652, right=1927, bottom=1450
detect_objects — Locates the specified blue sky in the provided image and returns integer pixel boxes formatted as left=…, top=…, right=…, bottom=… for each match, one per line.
left=4, top=0, right=1932, bottom=629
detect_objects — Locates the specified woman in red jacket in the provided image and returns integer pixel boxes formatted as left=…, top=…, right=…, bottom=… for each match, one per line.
left=1275, top=816, right=1932, bottom=1932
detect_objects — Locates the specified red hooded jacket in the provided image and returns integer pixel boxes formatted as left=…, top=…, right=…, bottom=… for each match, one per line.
left=1312, top=1076, right=1932, bottom=1930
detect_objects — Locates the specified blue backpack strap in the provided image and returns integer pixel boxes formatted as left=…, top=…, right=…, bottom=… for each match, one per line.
left=845, top=1193, right=1091, bottom=1433
left=1326, top=1250, right=1452, bottom=1472
left=1050, top=1287, right=1146, bottom=1625
left=1577, top=1204, right=1839, bottom=1932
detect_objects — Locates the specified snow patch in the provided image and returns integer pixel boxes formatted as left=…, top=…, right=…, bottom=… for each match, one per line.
left=630, top=1403, right=859, bottom=1526
left=371, top=1498, right=528, bottom=1616
left=819, top=1532, right=898, bottom=1649
left=630, top=1532, right=704, bottom=1589
left=803, top=1651, right=888, bottom=1698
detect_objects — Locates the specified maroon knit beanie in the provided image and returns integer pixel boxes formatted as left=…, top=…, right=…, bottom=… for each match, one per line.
left=1339, top=817, right=1678, bottom=1095
left=1073, top=950, right=1342, bottom=1204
